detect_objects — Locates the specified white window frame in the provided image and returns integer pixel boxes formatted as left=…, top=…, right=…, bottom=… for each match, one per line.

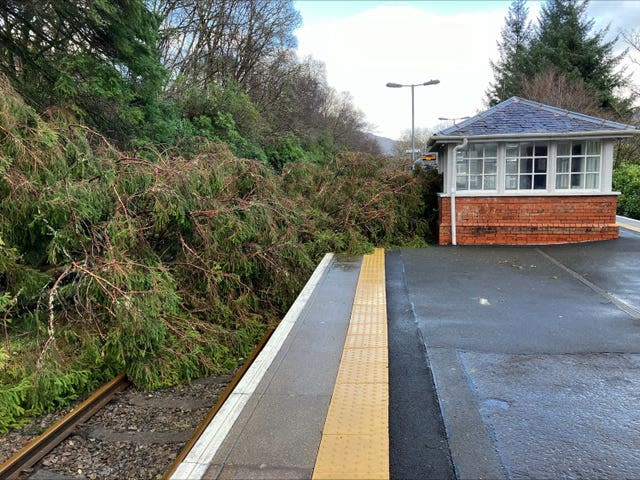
left=505, top=142, right=549, bottom=191
left=555, top=140, right=602, bottom=191
left=455, top=142, right=498, bottom=192
left=443, top=138, right=612, bottom=197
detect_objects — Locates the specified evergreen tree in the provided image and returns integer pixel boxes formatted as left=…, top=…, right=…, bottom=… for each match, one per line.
left=0, top=1, right=166, bottom=146
left=527, top=0, right=629, bottom=114
left=487, top=0, right=532, bottom=105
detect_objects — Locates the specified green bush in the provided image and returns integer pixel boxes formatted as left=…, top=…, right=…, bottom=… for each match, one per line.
left=614, top=162, right=640, bottom=220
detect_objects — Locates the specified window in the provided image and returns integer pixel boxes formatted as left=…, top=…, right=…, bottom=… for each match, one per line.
left=505, top=142, right=547, bottom=190
left=556, top=141, right=601, bottom=190
left=456, top=143, right=497, bottom=190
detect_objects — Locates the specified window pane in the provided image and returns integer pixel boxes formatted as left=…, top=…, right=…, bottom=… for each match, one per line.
left=557, top=143, right=570, bottom=156
left=484, top=144, right=497, bottom=157
left=520, top=158, right=533, bottom=173
left=586, top=141, right=601, bottom=155
left=506, top=159, right=518, bottom=174
left=571, top=173, right=584, bottom=188
left=456, top=162, right=468, bottom=174
left=534, top=144, right=548, bottom=156
left=469, top=175, right=482, bottom=190
left=456, top=175, right=467, bottom=190
left=586, top=173, right=599, bottom=189
left=519, top=175, right=532, bottom=189
left=470, top=158, right=483, bottom=174
left=534, top=175, right=547, bottom=189
left=572, top=142, right=584, bottom=156
left=469, top=145, right=482, bottom=157
left=557, top=157, right=570, bottom=173
left=485, top=159, right=497, bottom=174
left=571, top=157, right=584, bottom=173
left=521, top=143, right=533, bottom=156
left=484, top=175, right=496, bottom=190
left=556, top=174, right=569, bottom=189
left=534, top=158, right=547, bottom=173
left=506, top=145, right=519, bottom=158
left=586, top=156, right=599, bottom=172
left=506, top=175, right=518, bottom=189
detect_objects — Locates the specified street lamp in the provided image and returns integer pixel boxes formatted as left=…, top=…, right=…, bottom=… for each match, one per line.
left=438, top=116, right=470, bottom=125
left=386, top=79, right=440, bottom=165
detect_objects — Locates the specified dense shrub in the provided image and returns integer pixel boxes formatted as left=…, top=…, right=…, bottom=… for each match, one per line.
left=614, top=162, right=640, bottom=219
left=0, top=81, right=431, bottom=430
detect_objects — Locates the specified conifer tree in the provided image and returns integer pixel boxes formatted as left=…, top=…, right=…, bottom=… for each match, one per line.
left=527, top=0, right=629, bottom=114
left=0, top=1, right=166, bottom=146
left=487, top=0, right=631, bottom=117
left=486, top=0, right=532, bottom=105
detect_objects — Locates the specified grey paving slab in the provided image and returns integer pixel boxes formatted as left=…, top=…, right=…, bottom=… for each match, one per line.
left=540, top=230, right=640, bottom=313
left=401, top=247, right=640, bottom=354
left=204, top=255, right=361, bottom=479
left=617, top=214, right=640, bottom=228
left=265, top=349, right=341, bottom=395
left=459, top=351, right=640, bottom=480
left=223, top=394, right=330, bottom=469
left=396, top=236, right=640, bottom=480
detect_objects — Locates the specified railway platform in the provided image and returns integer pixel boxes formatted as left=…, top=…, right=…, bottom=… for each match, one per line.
left=169, top=249, right=390, bottom=480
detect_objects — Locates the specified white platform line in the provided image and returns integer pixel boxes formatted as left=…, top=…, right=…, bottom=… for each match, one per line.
left=171, top=253, right=335, bottom=480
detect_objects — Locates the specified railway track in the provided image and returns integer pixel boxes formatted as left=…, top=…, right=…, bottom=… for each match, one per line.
left=0, top=373, right=130, bottom=479
left=0, top=328, right=274, bottom=479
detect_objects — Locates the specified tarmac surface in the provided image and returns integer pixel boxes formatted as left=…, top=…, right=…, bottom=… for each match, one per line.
left=391, top=226, right=640, bottom=479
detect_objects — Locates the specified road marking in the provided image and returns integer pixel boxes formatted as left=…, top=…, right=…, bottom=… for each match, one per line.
left=171, top=253, right=335, bottom=480
left=617, top=221, right=640, bottom=233
left=313, top=248, right=389, bottom=480
left=536, top=248, right=640, bottom=320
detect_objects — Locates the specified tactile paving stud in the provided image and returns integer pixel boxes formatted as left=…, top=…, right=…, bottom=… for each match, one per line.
left=313, top=248, right=389, bottom=480
left=313, top=434, right=389, bottom=480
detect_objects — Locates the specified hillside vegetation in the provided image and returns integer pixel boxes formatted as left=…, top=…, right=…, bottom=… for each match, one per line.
left=0, top=79, right=436, bottom=431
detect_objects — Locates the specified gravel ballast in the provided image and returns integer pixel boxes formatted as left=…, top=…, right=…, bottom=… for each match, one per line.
left=0, top=373, right=232, bottom=479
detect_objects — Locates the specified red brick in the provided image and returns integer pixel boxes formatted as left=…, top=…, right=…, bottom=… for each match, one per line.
left=438, top=195, right=619, bottom=245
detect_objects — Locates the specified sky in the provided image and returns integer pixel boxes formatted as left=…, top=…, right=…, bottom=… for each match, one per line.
left=294, top=0, right=640, bottom=140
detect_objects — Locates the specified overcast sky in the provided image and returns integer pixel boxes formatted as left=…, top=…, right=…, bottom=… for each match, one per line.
left=294, top=0, right=640, bottom=140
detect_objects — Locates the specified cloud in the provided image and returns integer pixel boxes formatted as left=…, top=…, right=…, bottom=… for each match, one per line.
left=295, top=4, right=507, bottom=139
left=295, top=2, right=640, bottom=140
left=587, top=1, right=640, bottom=36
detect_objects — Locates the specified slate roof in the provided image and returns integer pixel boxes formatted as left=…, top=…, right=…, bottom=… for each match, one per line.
left=431, top=96, right=637, bottom=141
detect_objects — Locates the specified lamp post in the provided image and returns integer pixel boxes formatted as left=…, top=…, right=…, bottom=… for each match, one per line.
left=386, top=79, right=440, bottom=165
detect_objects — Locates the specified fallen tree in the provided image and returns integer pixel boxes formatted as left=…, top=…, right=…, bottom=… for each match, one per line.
left=0, top=78, right=434, bottom=430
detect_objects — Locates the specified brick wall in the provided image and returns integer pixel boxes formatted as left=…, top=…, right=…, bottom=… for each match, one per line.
left=438, top=195, right=619, bottom=245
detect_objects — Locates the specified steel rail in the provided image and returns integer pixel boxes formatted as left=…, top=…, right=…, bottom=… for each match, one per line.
left=162, top=327, right=276, bottom=480
left=0, top=372, right=129, bottom=479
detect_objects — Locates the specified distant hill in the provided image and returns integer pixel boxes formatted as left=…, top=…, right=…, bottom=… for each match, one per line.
left=366, top=133, right=397, bottom=156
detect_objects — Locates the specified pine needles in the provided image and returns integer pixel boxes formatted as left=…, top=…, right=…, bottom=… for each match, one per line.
left=0, top=79, right=434, bottom=431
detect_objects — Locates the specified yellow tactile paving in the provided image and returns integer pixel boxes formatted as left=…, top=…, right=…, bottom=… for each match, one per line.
left=313, top=248, right=389, bottom=480
left=334, top=358, right=388, bottom=385
left=347, top=321, right=387, bottom=336
left=312, top=435, right=388, bottom=480
left=344, top=334, right=388, bottom=349
left=322, top=384, right=388, bottom=436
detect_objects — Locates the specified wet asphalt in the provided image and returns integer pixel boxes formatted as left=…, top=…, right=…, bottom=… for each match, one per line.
left=387, top=227, right=640, bottom=480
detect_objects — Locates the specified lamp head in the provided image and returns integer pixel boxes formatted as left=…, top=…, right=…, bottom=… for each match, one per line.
left=386, top=82, right=403, bottom=88
left=423, top=79, right=440, bottom=86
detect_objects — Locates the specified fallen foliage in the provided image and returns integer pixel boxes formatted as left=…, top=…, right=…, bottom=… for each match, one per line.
left=0, top=78, right=433, bottom=430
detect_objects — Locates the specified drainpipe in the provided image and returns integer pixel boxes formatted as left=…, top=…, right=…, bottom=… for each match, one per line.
left=450, top=138, right=468, bottom=246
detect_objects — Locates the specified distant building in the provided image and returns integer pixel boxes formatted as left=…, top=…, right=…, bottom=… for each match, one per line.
left=427, top=97, right=638, bottom=245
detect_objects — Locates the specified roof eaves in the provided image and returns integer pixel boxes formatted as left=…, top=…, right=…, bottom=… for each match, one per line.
left=429, top=129, right=637, bottom=144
